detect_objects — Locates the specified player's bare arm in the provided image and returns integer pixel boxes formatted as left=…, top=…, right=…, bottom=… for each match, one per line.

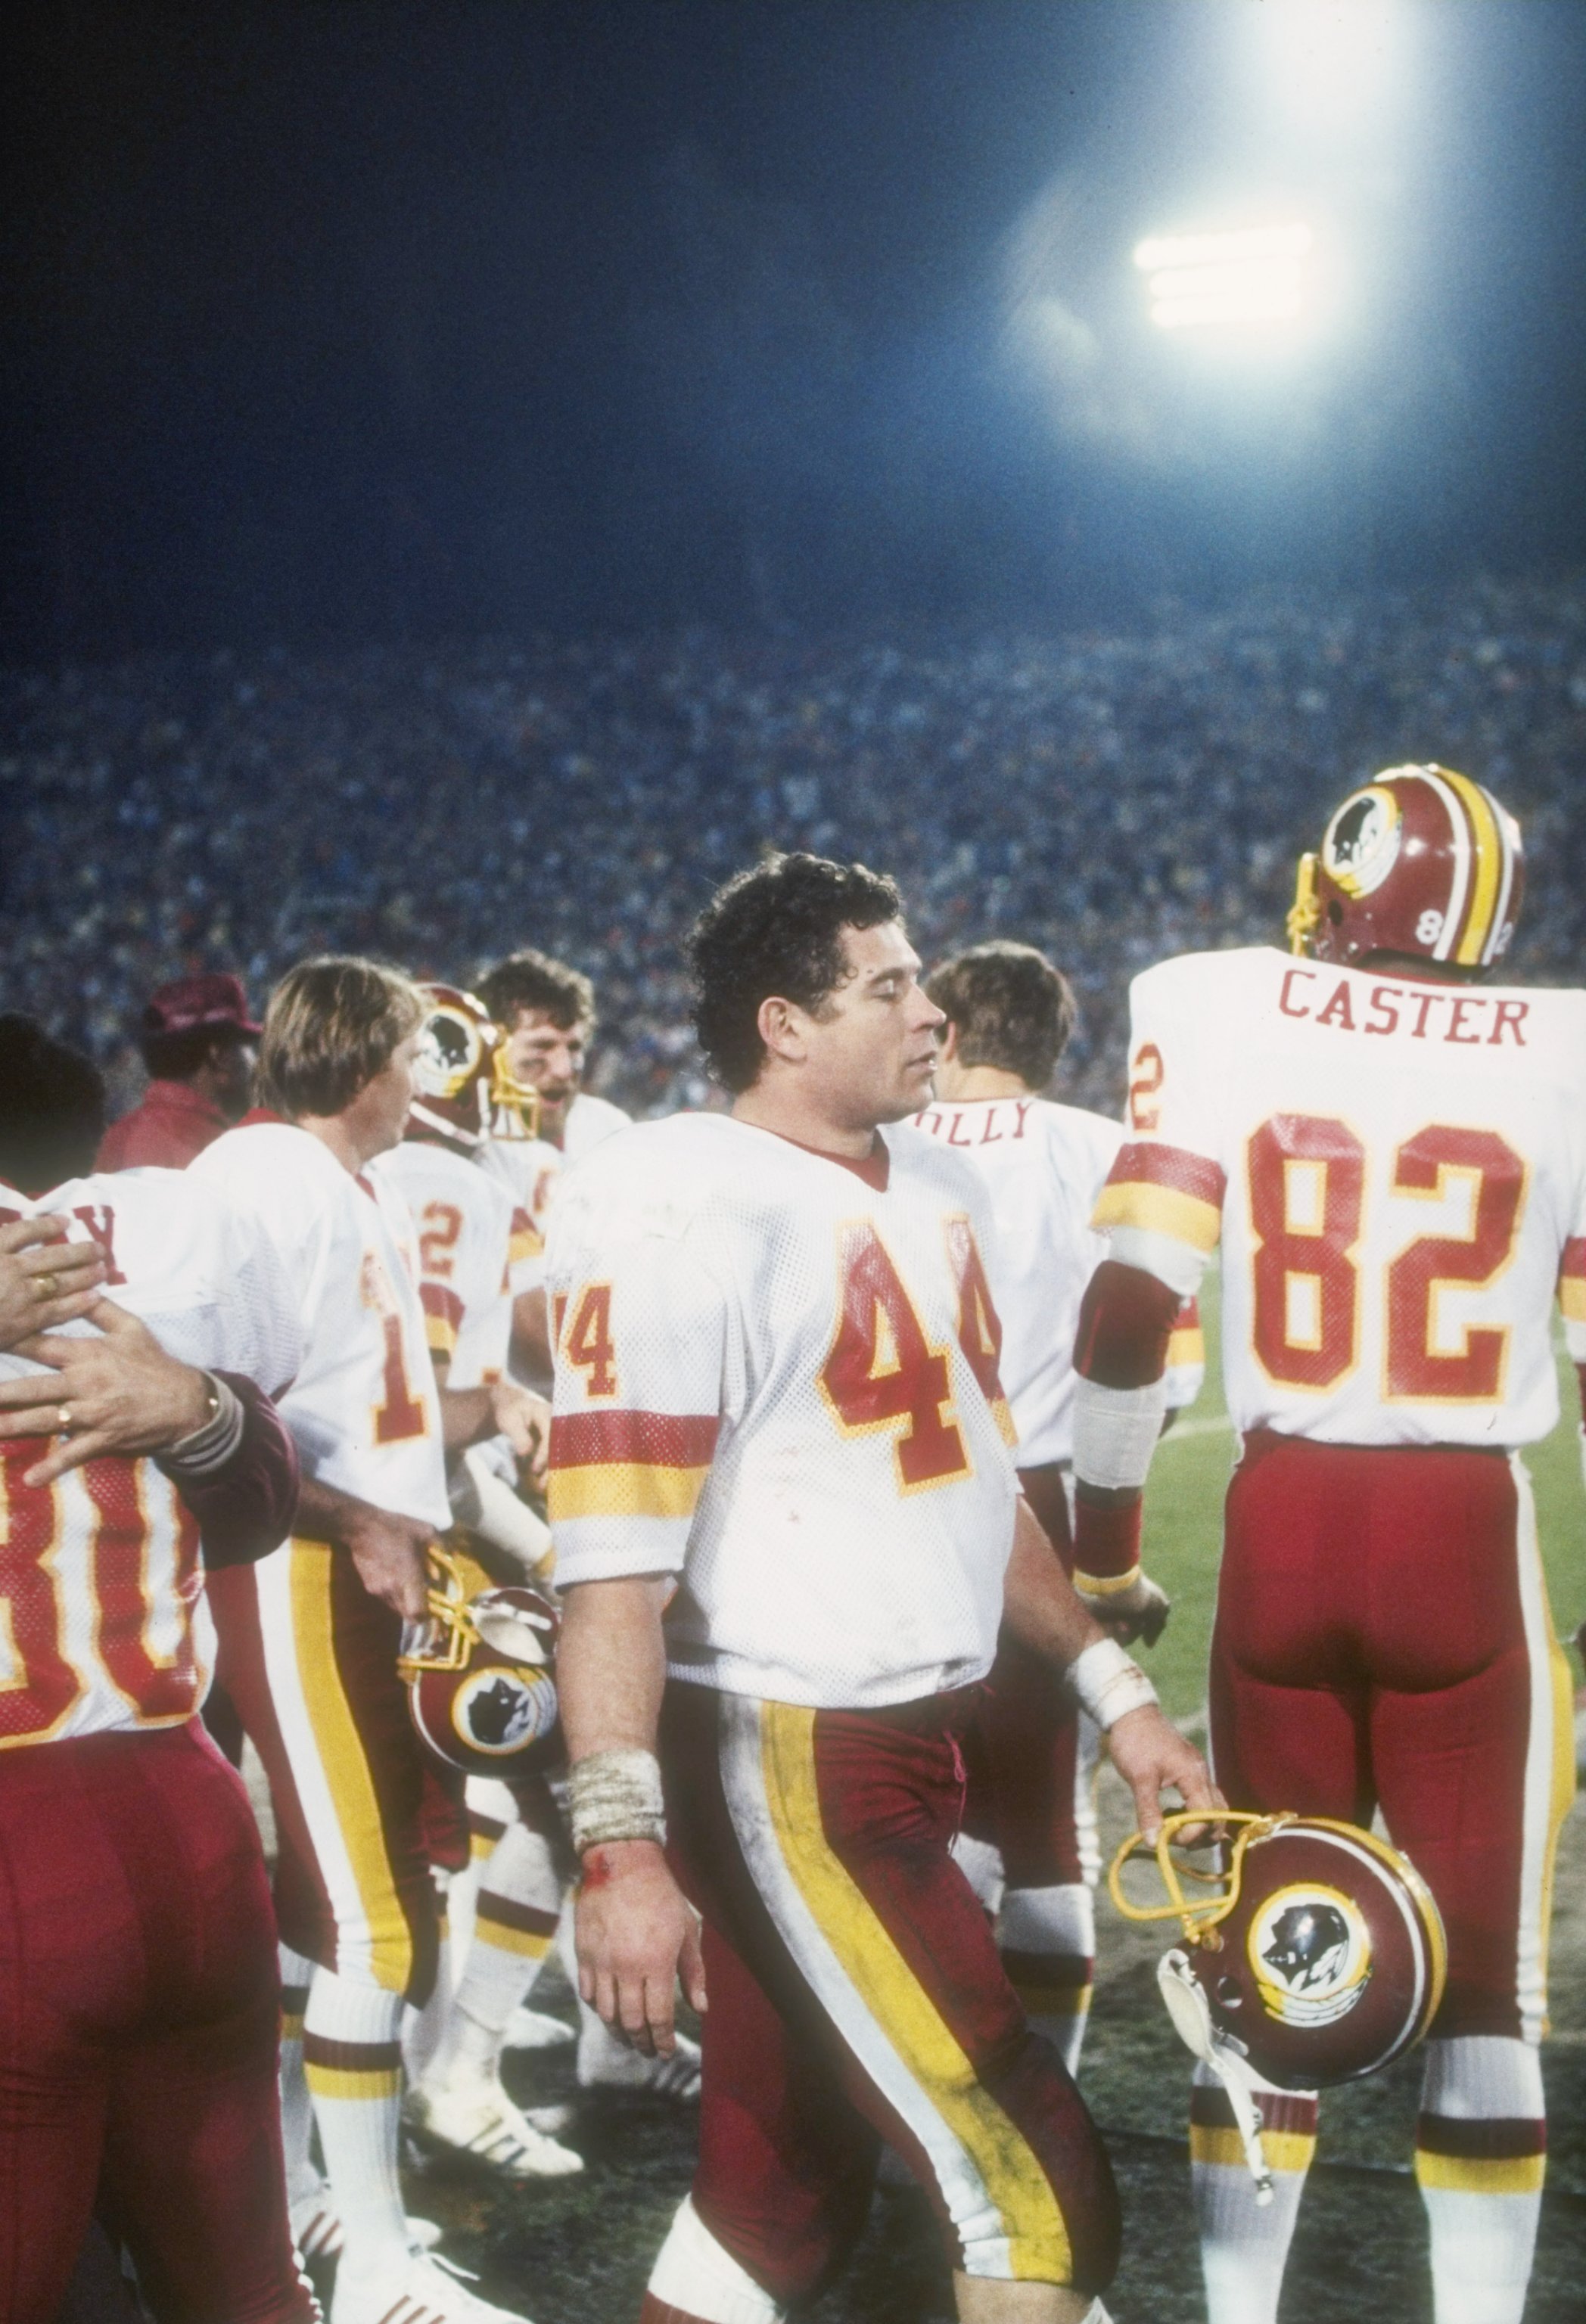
left=558, top=1574, right=706, bottom=2058
left=1002, top=1495, right=1220, bottom=1842
left=437, top=1375, right=551, bottom=1484
left=0, top=1215, right=108, bottom=1344
left=0, top=1297, right=213, bottom=1486
left=294, top=1474, right=434, bottom=1618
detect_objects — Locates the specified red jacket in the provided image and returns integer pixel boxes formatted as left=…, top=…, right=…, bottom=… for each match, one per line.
left=97, top=1080, right=229, bottom=1171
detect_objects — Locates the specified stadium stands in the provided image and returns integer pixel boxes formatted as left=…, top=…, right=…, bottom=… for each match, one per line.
left=4, top=574, right=1584, bottom=1120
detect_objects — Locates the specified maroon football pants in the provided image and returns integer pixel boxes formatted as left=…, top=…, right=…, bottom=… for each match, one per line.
left=659, top=1679, right=1120, bottom=2306
left=1213, top=1430, right=1574, bottom=2040
left=0, top=1724, right=312, bottom=2324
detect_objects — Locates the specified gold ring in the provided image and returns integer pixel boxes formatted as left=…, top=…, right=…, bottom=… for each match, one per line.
left=57, top=1406, right=72, bottom=1434
left=34, top=1272, right=59, bottom=1301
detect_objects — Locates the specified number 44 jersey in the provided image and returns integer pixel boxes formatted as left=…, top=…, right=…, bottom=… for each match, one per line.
left=1099, top=946, right=1586, bottom=1447
left=545, top=1114, right=1020, bottom=1708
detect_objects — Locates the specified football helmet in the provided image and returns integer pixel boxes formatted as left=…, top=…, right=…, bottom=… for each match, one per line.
left=398, top=1546, right=561, bottom=1778
left=1112, top=1812, right=1445, bottom=2198
left=1288, top=764, right=1523, bottom=974
left=409, top=984, right=540, bottom=1151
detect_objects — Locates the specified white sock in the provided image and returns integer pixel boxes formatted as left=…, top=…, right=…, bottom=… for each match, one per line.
left=302, top=1971, right=408, bottom=2278
left=645, top=2195, right=786, bottom=2322
left=278, top=1944, right=319, bottom=2201
left=1192, top=2060, right=1317, bottom=2324
left=424, top=1821, right=564, bottom=2089
left=1417, top=2036, right=1544, bottom=2324
left=401, top=1884, right=451, bottom=2083
left=950, top=1828, right=1006, bottom=1918
left=999, top=1882, right=1094, bottom=2079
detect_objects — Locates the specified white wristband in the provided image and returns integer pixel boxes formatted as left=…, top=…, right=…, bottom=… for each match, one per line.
left=1071, top=1375, right=1167, bottom=1492
left=1067, top=1638, right=1158, bottom=1731
left=568, top=1748, right=667, bottom=1855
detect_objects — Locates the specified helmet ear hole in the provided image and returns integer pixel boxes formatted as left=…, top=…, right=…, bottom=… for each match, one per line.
left=1216, top=1976, right=1244, bottom=2008
left=1327, top=900, right=1344, bottom=924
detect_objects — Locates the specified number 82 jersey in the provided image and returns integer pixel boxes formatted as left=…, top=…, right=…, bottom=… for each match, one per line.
left=1098, top=946, right=1586, bottom=1448
left=545, top=1114, right=1020, bottom=1708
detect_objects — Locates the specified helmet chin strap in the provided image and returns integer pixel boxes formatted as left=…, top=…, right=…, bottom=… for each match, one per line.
left=1286, top=852, right=1321, bottom=955
left=407, top=1097, right=484, bottom=1150
left=1158, top=1951, right=1275, bottom=2205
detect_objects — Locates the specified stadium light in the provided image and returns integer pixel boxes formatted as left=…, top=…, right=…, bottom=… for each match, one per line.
left=1133, top=222, right=1315, bottom=334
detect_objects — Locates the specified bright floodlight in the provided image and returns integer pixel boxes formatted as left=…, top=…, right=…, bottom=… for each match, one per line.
left=1134, top=222, right=1314, bottom=333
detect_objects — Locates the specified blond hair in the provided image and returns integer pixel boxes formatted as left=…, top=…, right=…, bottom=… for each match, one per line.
left=259, top=957, right=424, bottom=1120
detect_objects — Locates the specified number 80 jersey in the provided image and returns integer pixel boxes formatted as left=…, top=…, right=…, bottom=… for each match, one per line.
left=545, top=1114, right=1020, bottom=1709
left=1098, top=946, right=1586, bottom=1448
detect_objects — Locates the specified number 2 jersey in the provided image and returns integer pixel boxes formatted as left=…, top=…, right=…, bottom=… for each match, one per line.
left=1098, top=946, right=1586, bottom=1446
left=0, top=1168, right=303, bottom=1745
left=374, top=1138, right=539, bottom=1390
left=546, top=1113, right=1021, bottom=1708
left=911, top=1095, right=1204, bottom=1465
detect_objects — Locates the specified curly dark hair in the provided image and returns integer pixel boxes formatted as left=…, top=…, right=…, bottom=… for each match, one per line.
left=0, top=1013, right=107, bottom=1193
left=477, top=949, right=596, bottom=1034
left=923, top=940, right=1076, bottom=1091
left=689, top=853, right=906, bottom=1092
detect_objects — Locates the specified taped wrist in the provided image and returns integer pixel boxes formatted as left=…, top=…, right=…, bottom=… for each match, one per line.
left=1073, top=1375, right=1167, bottom=1492
left=1067, top=1637, right=1158, bottom=1730
left=568, top=1748, right=667, bottom=1855
left=161, top=1373, right=244, bottom=1478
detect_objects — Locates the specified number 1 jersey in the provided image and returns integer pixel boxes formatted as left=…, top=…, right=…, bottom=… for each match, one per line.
left=1097, top=946, right=1586, bottom=1447
left=546, top=1113, right=1020, bottom=1708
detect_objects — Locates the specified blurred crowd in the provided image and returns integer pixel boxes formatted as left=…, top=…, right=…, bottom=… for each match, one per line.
left=4, top=571, right=1585, bottom=1118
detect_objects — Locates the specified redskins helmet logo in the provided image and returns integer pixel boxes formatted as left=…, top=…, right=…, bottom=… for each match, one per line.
left=415, top=999, right=487, bottom=1102
left=1249, top=1884, right=1372, bottom=2027
left=450, top=1664, right=558, bottom=1757
left=1320, top=785, right=1401, bottom=898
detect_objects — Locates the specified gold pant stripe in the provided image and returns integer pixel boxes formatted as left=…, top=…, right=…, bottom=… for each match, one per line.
left=759, top=1700, right=1073, bottom=2285
left=288, top=1539, right=414, bottom=1996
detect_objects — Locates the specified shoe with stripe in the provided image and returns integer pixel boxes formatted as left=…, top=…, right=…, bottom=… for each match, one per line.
left=329, top=2249, right=532, bottom=2324
left=406, top=2074, right=583, bottom=2179
left=289, top=2177, right=443, bottom=2263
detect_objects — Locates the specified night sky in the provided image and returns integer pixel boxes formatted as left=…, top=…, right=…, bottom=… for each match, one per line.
left=5, top=1, right=1586, bottom=660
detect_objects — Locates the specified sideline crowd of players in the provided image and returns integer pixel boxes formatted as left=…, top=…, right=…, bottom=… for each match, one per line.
left=0, top=753, right=1580, bottom=2324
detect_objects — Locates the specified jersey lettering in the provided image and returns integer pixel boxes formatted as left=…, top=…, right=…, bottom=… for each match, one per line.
left=1385, top=1127, right=1525, bottom=1400
left=0, top=1465, right=83, bottom=1743
left=564, top=1283, right=618, bottom=1399
left=1129, top=1042, right=1165, bottom=1133
left=1248, top=1116, right=1365, bottom=1389
left=820, top=1222, right=969, bottom=1491
left=418, top=1200, right=464, bottom=1280
left=359, top=1254, right=428, bottom=1443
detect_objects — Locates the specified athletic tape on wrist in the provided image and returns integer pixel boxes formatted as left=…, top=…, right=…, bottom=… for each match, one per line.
left=1067, top=1637, right=1158, bottom=1731
left=568, top=1748, right=667, bottom=1854
left=1071, top=1375, right=1167, bottom=1492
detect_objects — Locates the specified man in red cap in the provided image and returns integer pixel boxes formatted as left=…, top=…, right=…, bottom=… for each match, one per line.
left=98, top=971, right=262, bottom=1171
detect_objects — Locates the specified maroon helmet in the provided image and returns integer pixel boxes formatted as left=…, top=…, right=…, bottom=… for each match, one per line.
left=398, top=1548, right=561, bottom=1779
left=409, top=983, right=539, bottom=1151
left=1112, top=1812, right=1447, bottom=2091
left=1289, top=765, right=1523, bottom=975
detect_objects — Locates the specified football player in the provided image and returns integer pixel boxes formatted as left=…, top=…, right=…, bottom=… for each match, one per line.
left=1075, top=768, right=1578, bottom=2324
left=0, top=1013, right=313, bottom=2324
left=192, top=959, right=537, bottom=2324
left=375, top=984, right=581, bottom=2183
left=548, top=853, right=1217, bottom=2324
left=913, top=940, right=1203, bottom=2072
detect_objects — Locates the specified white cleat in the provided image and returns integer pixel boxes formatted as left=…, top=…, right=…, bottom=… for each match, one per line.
left=330, top=2248, right=533, bottom=2324
left=503, top=2006, right=576, bottom=2051
left=407, top=2075, right=584, bottom=2180
left=576, top=2026, right=701, bottom=2101
left=289, top=2177, right=441, bottom=2260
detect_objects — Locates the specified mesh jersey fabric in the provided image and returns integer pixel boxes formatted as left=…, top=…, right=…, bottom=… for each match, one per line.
left=373, top=1140, right=515, bottom=1389
left=912, top=1095, right=1202, bottom=1463
left=0, top=1167, right=306, bottom=1741
left=546, top=1112, right=1019, bottom=1709
left=192, top=1122, right=449, bottom=1527
left=1097, top=946, right=1586, bottom=1446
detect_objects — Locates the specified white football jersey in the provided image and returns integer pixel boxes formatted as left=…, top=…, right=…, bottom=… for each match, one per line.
left=564, top=1091, right=631, bottom=1161
left=192, top=1123, right=449, bottom=1526
left=1097, top=946, right=1586, bottom=1447
left=480, top=1133, right=561, bottom=1263
left=0, top=1168, right=303, bottom=1745
left=375, top=1139, right=519, bottom=1390
left=911, top=1095, right=1203, bottom=1467
left=546, top=1114, right=1020, bottom=1708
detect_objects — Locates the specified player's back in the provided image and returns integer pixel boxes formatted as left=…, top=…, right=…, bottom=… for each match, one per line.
left=910, top=1097, right=1121, bottom=1466
left=1102, top=946, right=1586, bottom=1446
left=375, top=1138, right=516, bottom=1389
left=0, top=1168, right=303, bottom=1745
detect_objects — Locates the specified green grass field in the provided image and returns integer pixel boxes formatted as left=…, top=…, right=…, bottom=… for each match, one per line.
left=375, top=1275, right=1586, bottom=2321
